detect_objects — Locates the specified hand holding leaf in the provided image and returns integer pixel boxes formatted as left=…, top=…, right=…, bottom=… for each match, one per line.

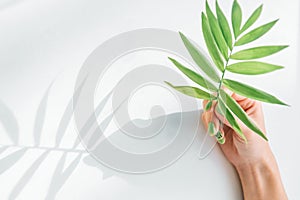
left=166, top=0, right=288, bottom=143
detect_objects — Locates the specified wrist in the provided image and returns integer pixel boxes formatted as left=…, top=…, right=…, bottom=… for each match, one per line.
left=235, top=154, right=278, bottom=180
left=234, top=152, right=288, bottom=200
left=233, top=145, right=276, bottom=172
left=235, top=158, right=275, bottom=180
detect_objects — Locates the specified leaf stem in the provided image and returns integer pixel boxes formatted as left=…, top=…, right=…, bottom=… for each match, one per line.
left=216, top=41, right=236, bottom=99
left=213, top=42, right=235, bottom=141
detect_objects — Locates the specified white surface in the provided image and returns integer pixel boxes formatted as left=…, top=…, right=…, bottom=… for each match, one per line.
left=0, top=0, right=299, bottom=199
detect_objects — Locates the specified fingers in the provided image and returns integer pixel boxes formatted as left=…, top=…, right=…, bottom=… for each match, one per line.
left=202, top=100, right=209, bottom=108
left=213, top=101, right=248, bottom=141
left=224, top=89, right=257, bottom=112
left=222, top=87, right=233, bottom=96
left=222, top=87, right=259, bottom=117
left=214, top=107, right=232, bottom=128
left=201, top=101, right=225, bottom=143
left=201, top=110, right=218, bottom=133
left=231, top=92, right=247, bottom=102
left=216, top=128, right=225, bottom=144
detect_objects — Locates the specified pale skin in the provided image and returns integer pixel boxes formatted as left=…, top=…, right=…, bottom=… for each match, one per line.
left=201, top=91, right=288, bottom=200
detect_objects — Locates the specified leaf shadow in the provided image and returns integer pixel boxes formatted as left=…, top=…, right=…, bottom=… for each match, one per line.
left=33, top=82, right=53, bottom=146
left=82, top=110, right=217, bottom=176
left=0, top=77, right=113, bottom=199
left=55, top=76, right=87, bottom=147
left=8, top=150, right=50, bottom=200
left=45, top=152, right=83, bottom=200
left=0, top=149, right=27, bottom=175
left=0, top=100, right=19, bottom=144
left=0, top=77, right=213, bottom=199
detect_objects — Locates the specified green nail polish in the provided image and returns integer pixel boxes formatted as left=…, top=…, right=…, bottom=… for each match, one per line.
left=205, top=100, right=213, bottom=111
left=216, top=131, right=225, bottom=144
left=208, top=122, right=215, bottom=136
left=218, top=137, right=225, bottom=144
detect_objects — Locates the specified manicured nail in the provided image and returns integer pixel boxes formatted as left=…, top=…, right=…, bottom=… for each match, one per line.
left=216, top=131, right=225, bottom=144
left=205, top=100, right=213, bottom=111
left=208, top=122, right=216, bottom=136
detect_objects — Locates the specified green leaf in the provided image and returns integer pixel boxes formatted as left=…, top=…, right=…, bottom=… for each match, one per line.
left=223, top=79, right=288, bottom=106
left=168, top=57, right=218, bottom=91
left=219, top=89, right=268, bottom=141
left=205, top=100, right=213, bottom=111
left=216, top=1, right=233, bottom=50
left=241, top=4, right=263, bottom=33
left=217, top=98, right=246, bottom=141
left=179, top=32, right=221, bottom=82
left=201, top=13, right=225, bottom=72
left=236, top=20, right=278, bottom=46
left=231, top=0, right=242, bottom=38
left=230, top=45, right=288, bottom=60
left=227, top=61, right=283, bottom=75
left=206, top=1, right=228, bottom=59
left=165, top=81, right=213, bottom=100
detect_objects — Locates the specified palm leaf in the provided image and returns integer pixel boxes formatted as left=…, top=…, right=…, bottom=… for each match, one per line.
left=217, top=98, right=246, bottom=141
left=179, top=32, right=221, bottom=82
left=206, top=1, right=228, bottom=59
left=168, top=57, right=218, bottom=91
left=216, top=0, right=233, bottom=50
left=241, top=5, right=263, bottom=33
left=220, top=90, right=268, bottom=141
left=231, top=0, right=242, bottom=38
left=165, top=81, right=213, bottom=100
left=223, top=79, right=288, bottom=106
left=231, top=45, right=288, bottom=60
left=202, top=13, right=225, bottom=72
left=236, top=20, right=278, bottom=46
left=227, top=61, right=283, bottom=75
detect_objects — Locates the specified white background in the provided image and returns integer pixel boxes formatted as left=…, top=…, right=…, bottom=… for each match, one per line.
left=0, top=0, right=299, bottom=199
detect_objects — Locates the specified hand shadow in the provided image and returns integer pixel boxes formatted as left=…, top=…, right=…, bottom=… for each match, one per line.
left=83, top=110, right=242, bottom=200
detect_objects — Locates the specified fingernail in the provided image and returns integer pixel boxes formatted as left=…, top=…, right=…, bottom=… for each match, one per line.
left=208, top=122, right=216, bottom=136
left=205, top=100, right=213, bottom=111
left=216, top=131, right=225, bottom=144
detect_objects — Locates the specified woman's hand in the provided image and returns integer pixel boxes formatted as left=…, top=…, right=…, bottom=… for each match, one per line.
left=201, top=91, right=288, bottom=200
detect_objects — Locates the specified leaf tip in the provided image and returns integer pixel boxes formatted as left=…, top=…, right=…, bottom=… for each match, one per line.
left=205, top=0, right=209, bottom=8
left=167, top=57, right=175, bottom=62
left=273, top=18, right=280, bottom=24
left=215, top=0, right=221, bottom=10
left=178, top=31, right=185, bottom=39
left=164, top=81, right=171, bottom=85
left=283, top=45, right=289, bottom=49
left=164, top=81, right=176, bottom=89
left=283, top=102, right=291, bottom=107
left=262, top=134, right=268, bottom=141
